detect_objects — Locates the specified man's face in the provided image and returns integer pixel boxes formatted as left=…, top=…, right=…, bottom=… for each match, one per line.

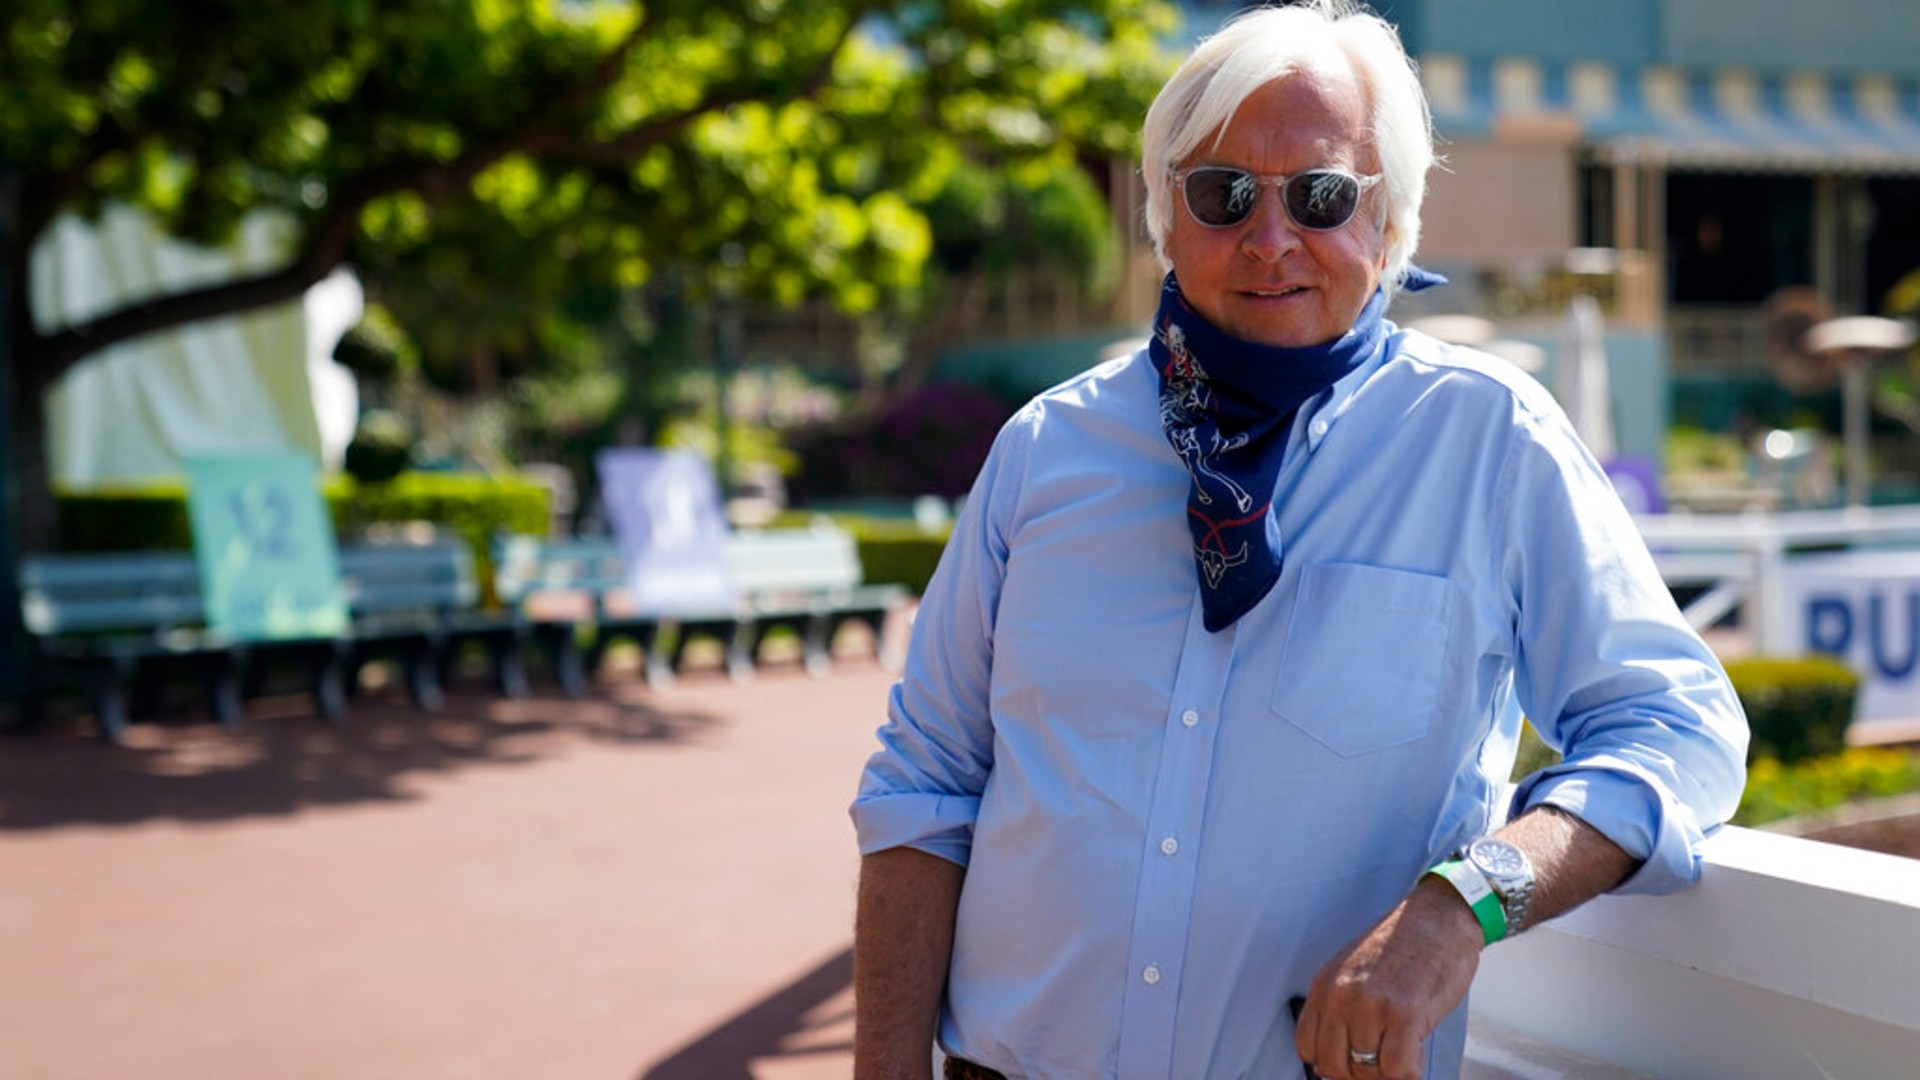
left=1164, top=67, right=1389, bottom=349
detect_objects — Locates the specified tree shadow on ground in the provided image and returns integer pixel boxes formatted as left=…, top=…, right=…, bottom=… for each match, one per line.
left=0, top=681, right=720, bottom=831
left=639, top=946, right=854, bottom=1080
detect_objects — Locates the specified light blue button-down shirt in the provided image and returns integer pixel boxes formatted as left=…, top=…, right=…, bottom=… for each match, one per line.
left=851, top=328, right=1748, bottom=1080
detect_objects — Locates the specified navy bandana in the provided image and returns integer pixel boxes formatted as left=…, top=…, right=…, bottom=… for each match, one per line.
left=1153, top=268, right=1442, bottom=631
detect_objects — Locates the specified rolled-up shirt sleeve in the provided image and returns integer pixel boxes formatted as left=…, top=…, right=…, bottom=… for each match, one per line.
left=1501, top=405, right=1749, bottom=895
left=850, top=408, right=1032, bottom=866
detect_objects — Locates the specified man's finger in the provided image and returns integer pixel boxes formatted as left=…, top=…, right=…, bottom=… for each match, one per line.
left=1377, top=1023, right=1424, bottom=1080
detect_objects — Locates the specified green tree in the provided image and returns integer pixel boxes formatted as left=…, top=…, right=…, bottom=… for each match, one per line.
left=2, top=0, right=1178, bottom=551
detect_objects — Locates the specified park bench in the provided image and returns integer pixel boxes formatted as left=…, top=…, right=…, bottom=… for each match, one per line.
left=18, top=550, right=245, bottom=741
left=17, top=537, right=520, bottom=740
left=332, top=537, right=526, bottom=710
left=493, top=525, right=909, bottom=690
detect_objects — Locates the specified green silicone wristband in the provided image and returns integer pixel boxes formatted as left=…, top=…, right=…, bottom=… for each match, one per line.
left=1426, top=858, right=1507, bottom=945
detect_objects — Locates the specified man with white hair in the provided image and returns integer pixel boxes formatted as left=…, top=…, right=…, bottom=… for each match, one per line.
left=851, top=3, right=1747, bottom=1078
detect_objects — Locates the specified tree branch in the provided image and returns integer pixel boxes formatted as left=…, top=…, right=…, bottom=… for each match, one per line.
left=32, top=234, right=346, bottom=375
left=25, top=1, right=881, bottom=377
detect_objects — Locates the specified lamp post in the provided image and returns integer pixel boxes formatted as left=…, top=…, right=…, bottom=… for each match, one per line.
left=1806, top=316, right=1918, bottom=508
left=711, top=244, right=745, bottom=511
left=0, top=159, right=19, bottom=701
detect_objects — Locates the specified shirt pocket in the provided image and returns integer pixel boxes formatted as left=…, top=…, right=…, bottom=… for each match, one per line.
left=1269, top=561, right=1453, bottom=757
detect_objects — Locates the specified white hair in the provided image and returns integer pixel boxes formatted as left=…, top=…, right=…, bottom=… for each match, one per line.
left=1141, top=0, right=1433, bottom=302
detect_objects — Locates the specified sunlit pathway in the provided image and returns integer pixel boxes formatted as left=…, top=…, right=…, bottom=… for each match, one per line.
left=0, top=660, right=888, bottom=1079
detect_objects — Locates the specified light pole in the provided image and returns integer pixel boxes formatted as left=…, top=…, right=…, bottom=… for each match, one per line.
left=711, top=243, right=745, bottom=512
left=1806, top=316, right=1918, bottom=508
left=0, top=159, right=20, bottom=701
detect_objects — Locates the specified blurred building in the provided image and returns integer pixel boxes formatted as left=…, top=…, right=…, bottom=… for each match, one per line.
left=737, top=0, right=1920, bottom=470
left=1376, top=0, right=1920, bottom=371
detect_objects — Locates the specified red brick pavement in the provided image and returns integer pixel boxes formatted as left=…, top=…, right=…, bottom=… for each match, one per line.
left=0, top=661, right=888, bottom=1080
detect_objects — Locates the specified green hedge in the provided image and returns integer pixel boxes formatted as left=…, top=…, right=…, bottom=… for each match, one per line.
left=775, top=512, right=952, bottom=595
left=1509, top=656, right=1861, bottom=777
left=1509, top=656, right=1911, bottom=827
left=341, top=471, right=549, bottom=561
left=843, top=518, right=951, bottom=596
left=1724, top=655, right=1860, bottom=764
left=57, top=471, right=549, bottom=605
left=1734, top=747, right=1920, bottom=826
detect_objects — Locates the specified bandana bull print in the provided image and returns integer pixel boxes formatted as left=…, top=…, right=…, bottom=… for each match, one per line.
left=1151, top=272, right=1389, bottom=631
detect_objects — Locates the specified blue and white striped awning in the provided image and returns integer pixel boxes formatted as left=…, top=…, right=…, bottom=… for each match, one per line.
left=1421, top=55, right=1920, bottom=174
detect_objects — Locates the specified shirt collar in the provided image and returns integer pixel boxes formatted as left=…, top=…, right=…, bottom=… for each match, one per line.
left=1297, top=320, right=1405, bottom=453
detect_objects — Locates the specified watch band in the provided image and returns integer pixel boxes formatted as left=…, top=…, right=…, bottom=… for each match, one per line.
left=1425, top=858, right=1507, bottom=945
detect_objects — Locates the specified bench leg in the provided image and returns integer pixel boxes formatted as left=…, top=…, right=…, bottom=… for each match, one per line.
left=86, top=656, right=136, bottom=744
left=638, top=621, right=672, bottom=690
left=312, top=641, right=350, bottom=722
left=208, top=650, right=246, bottom=731
left=725, top=619, right=758, bottom=684
left=542, top=625, right=587, bottom=699
left=405, top=640, right=446, bottom=712
left=802, top=613, right=834, bottom=678
left=494, top=631, right=531, bottom=700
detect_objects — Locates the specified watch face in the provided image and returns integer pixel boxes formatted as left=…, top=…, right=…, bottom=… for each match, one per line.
left=1468, top=838, right=1528, bottom=877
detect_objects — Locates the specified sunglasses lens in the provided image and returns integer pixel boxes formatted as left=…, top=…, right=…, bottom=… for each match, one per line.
left=1284, top=171, right=1362, bottom=230
left=1184, top=168, right=1260, bottom=227
left=1182, top=168, right=1364, bottom=230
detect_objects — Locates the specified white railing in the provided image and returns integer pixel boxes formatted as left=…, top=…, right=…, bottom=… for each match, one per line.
left=1468, top=826, right=1920, bottom=1078
left=1637, top=504, right=1920, bottom=652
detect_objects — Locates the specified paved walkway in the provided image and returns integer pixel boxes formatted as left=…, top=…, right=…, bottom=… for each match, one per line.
left=0, top=659, right=884, bottom=1080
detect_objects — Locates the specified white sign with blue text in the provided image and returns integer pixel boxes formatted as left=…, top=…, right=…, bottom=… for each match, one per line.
left=1786, top=550, right=1920, bottom=733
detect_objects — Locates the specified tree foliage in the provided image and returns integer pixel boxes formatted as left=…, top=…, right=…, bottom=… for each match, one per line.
left=4, top=0, right=1178, bottom=376
left=0, top=0, right=1180, bottom=551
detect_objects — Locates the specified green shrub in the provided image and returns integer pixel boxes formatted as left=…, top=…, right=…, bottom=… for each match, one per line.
left=57, top=483, right=196, bottom=551
left=338, top=472, right=548, bottom=602
left=57, top=472, right=548, bottom=606
left=1506, top=658, right=1911, bottom=828
left=1735, top=747, right=1920, bottom=826
left=849, top=519, right=952, bottom=596
left=342, top=410, right=416, bottom=485
left=1724, top=656, right=1860, bottom=764
left=1509, top=721, right=1563, bottom=781
left=773, top=511, right=952, bottom=595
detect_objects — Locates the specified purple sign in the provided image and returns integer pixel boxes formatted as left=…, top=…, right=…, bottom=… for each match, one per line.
left=594, top=448, right=736, bottom=614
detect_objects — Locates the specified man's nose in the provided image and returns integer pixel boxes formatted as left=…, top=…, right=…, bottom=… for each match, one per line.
left=1239, top=186, right=1303, bottom=263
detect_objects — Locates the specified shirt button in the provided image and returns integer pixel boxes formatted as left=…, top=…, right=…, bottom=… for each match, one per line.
left=1180, top=709, right=1199, bottom=728
left=1160, top=837, right=1179, bottom=856
left=1310, top=419, right=1329, bottom=438
left=1143, top=964, right=1162, bottom=985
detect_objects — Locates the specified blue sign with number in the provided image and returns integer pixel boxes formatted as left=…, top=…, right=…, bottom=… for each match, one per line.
left=185, top=453, right=348, bottom=640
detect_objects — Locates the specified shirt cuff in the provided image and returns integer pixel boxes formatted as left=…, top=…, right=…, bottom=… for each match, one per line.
left=1511, top=759, right=1704, bottom=895
left=1521, top=770, right=1658, bottom=860
left=850, top=790, right=981, bottom=866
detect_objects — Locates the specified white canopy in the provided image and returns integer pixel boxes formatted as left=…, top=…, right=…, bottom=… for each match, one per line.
left=32, top=204, right=361, bottom=487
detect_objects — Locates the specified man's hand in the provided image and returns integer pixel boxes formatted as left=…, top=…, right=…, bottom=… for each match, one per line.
left=1292, top=875, right=1482, bottom=1080
left=1294, top=806, right=1640, bottom=1079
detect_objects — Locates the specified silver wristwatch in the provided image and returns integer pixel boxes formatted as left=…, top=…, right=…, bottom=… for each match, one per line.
left=1462, top=836, right=1536, bottom=937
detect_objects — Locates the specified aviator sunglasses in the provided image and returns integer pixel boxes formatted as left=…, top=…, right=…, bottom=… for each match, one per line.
left=1172, top=166, right=1382, bottom=232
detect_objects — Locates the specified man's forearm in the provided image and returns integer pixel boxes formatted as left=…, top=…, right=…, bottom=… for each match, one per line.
left=855, top=845, right=966, bottom=1080
left=1494, top=803, right=1638, bottom=926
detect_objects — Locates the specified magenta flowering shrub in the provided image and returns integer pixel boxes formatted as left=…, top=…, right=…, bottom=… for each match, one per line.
left=791, top=381, right=1016, bottom=502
